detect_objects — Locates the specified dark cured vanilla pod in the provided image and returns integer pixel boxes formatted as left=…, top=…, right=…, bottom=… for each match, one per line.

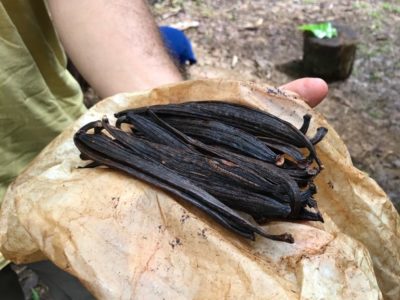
left=121, top=113, right=190, bottom=150
left=102, top=117, right=299, bottom=209
left=299, top=114, right=312, bottom=134
left=158, top=117, right=280, bottom=164
left=116, top=101, right=325, bottom=169
left=141, top=111, right=305, bottom=216
left=125, top=111, right=304, bottom=216
left=74, top=122, right=294, bottom=243
left=75, top=102, right=327, bottom=244
left=258, top=136, right=307, bottom=163
left=310, top=127, right=329, bottom=145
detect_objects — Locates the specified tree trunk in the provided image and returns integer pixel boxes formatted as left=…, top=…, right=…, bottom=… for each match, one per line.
left=302, top=24, right=358, bottom=81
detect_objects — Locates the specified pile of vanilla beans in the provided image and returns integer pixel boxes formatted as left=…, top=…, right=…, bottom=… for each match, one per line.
left=74, top=101, right=328, bottom=243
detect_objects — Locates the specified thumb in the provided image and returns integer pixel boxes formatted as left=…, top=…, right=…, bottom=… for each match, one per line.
left=280, top=78, right=328, bottom=107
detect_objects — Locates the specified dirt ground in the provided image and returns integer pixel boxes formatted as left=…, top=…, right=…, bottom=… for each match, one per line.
left=154, top=0, right=400, bottom=211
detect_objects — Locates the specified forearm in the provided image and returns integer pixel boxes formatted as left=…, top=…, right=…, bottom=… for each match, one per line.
left=48, top=0, right=182, bottom=98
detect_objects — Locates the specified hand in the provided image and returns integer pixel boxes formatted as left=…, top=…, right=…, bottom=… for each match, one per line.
left=279, top=78, right=328, bottom=108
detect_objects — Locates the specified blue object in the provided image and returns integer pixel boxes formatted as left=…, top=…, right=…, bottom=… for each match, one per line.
left=160, top=26, right=197, bottom=66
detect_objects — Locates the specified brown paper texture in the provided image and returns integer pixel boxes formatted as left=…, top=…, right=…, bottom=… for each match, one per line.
left=1, top=79, right=398, bottom=299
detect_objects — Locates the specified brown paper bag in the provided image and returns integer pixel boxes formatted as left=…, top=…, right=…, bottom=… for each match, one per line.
left=1, top=80, right=398, bottom=299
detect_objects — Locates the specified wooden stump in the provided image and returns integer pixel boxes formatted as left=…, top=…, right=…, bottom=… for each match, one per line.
left=302, top=24, right=358, bottom=81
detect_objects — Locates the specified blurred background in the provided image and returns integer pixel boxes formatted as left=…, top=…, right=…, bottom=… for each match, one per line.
left=150, top=0, right=400, bottom=211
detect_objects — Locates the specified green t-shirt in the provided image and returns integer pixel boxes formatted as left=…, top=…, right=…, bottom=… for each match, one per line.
left=0, top=0, right=86, bottom=267
left=0, top=0, right=86, bottom=202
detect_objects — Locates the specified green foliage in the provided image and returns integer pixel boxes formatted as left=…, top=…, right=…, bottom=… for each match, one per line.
left=298, top=22, right=338, bottom=39
left=31, top=288, right=40, bottom=300
left=382, top=2, right=400, bottom=14
left=353, top=1, right=369, bottom=10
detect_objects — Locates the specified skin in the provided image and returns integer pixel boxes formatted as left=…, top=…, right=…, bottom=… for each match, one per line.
left=47, top=0, right=328, bottom=105
left=280, top=77, right=328, bottom=108
left=47, top=0, right=182, bottom=98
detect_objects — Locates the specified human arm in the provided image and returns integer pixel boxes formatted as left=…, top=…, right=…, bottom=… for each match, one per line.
left=47, top=0, right=182, bottom=98
left=47, top=0, right=327, bottom=105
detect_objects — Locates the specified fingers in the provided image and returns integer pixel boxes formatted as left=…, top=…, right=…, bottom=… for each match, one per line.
left=279, top=78, right=328, bottom=107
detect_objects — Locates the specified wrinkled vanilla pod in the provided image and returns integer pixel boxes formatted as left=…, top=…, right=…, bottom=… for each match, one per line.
left=75, top=121, right=293, bottom=243
left=158, top=117, right=281, bottom=164
left=75, top=101, right=328, bottom=243
left=142, top=116, right=303, bottom=216
left=102, top=117, right=300, bottom=214
left=117, top=101, right=324, bottom=169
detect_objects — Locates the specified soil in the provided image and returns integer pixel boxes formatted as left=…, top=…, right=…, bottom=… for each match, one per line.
left=153, top=0, right=400, bottom=211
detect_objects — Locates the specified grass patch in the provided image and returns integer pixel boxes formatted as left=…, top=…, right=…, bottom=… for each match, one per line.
left=353, top=1, right=369, bottom=10
left=382, top=2, right=400, bottom=14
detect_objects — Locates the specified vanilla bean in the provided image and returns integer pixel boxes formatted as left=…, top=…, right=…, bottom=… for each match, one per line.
left=158, top=117, right=280, bottom=163
left=75, top=101, right=327, bottom=244
left=117, top=101, right=324, bottom=169
left=75, top=125, right=293, bottom=242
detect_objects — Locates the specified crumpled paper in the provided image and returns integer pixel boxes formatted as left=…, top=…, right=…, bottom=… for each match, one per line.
left=1, top=79, right=399, bottom=299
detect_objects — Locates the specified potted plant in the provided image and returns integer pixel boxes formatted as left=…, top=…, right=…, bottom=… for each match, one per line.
left=298, top=22, right=358, bottom=81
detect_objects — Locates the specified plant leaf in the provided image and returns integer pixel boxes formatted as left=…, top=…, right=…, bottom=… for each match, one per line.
left=298, top=22, right=338, bottom=39
left=31, top=288, right=40, bottom=300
